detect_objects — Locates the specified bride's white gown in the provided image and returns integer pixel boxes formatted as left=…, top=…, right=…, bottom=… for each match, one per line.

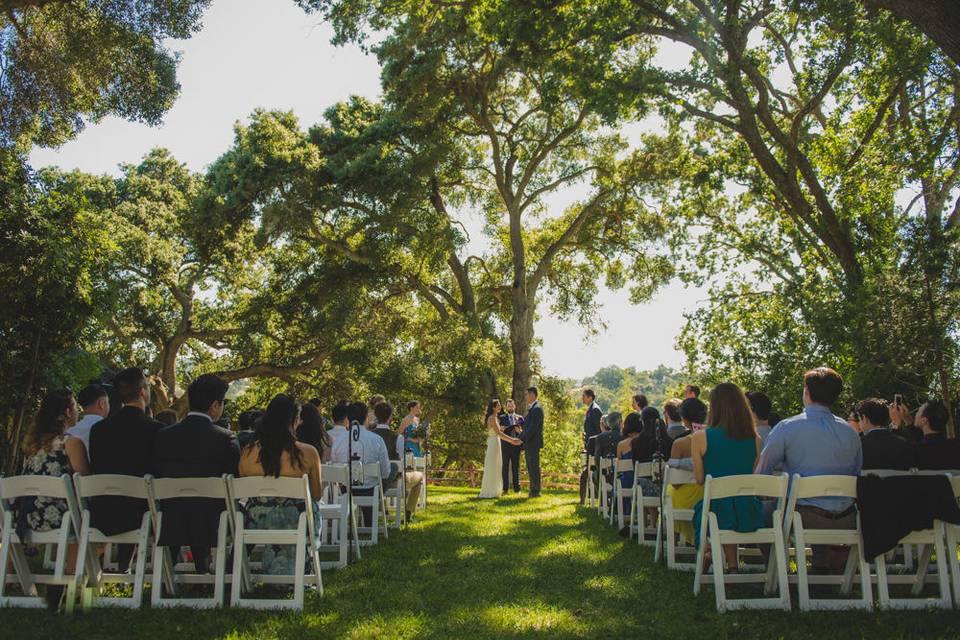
left=478, top=424, right=503, bottom=499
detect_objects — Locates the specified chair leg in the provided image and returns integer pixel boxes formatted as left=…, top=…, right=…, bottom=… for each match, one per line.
left=794, top=524, right=810, bottom=610
left=947, top=524, right=960, bottom=608
left=875, top=554, right=891, bottom=608
left=131, top=521, right=150, bottom=606
left=214, top=515, right=228, bottom=607
left=293, top=520, right=307, bottom=609
left=709, top=516, right=726, bottom=612
left=932, top=523, right=951, bottom=608
left=230, top=514, right=245, bottom=607
left=771, top=513, right=791, bottom=610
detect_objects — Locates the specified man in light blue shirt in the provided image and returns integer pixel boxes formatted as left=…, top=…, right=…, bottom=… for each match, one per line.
left=756, top=367, right=862, bottom=571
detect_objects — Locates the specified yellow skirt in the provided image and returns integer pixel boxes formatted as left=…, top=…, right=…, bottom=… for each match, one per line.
left=666, top=483, right=705, bottom=545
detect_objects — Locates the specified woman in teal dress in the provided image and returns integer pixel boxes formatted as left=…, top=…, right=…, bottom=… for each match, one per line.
left=691, top=382, right=764, bottom=572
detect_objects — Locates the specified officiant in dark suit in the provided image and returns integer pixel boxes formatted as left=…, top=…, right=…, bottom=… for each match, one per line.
left=499, top=398, right=524, bottom=493
left=579, top=388, right=602, bottom=504
left=520, top=387, right=544, bottom=498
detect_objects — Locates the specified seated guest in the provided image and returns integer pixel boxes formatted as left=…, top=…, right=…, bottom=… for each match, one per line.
left=664, top=398, right=685, bottom=439
left=400, top=400, right=424, bottom=457
left=593, top=411, right=622, bottom=491
left=17, top=390, right=86, bottom=608
left=668, top=397, right=709, bottom=465
left=155, top=409, right=179, bottom=426
left=88, top=368, right=163, bottom=559
left=327, top=402, right=350, bottom=446
left=756, top=367, right=861, bottom=572
left=913, top=399, right=960, bottom=470
left=631, top=393, right=649, bottom=413
left=684, top=384, right=701, bottom=399
left=297, top=402, right=332, bottom=463
left=746, top=391, right=773, bottom=445
left=235, top=409, right=263, bottom=448
left=152, top=374, right=240, bottom=573
left=691, top=382, right=763, bottom=572
left=622, top=407, right=672, bottom=535
left=857, top=397, right=914, bottom=470
left=239, top=394, right=322, bottom=575
left=365, top=394, right=386, bottom=428
left=889, top=398, right=923, bottom=442
left=371, top=402, right=424, bottom=522
left=330, top=401, right=391, bottom=524
left=66, top=384, right=109, bottom=462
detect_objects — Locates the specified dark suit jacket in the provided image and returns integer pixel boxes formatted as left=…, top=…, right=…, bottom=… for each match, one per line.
left=914, top=435, right=960, bottom=470
left=88, top=406, right=163, bottom=535
left=594, top=430, right=621, bottom=461
left=498, top=412, right=523, bottom=439
left=152, top=414, right=240, bottom=549
left=521, top=403, right=544, bottom=450
left=583, top=404, right=602, bottom=455
left=861, top=428, right=915, bottom=471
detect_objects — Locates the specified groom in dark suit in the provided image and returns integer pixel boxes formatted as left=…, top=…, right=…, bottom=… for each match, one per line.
left=519, top=387, right=544, bottom=498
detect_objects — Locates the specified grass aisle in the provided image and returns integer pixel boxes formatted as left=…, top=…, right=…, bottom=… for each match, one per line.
left=2, top=486, right=959, bottom=639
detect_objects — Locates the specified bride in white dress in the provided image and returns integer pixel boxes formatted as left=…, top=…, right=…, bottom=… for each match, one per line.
left=479, top=399, right=520, bottom=499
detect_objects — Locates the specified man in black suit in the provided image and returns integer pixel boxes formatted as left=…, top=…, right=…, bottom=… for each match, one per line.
left=88, top=367, right=163, bottom=568
left=857, top=398, right=915, bottom=470
left=579, top=389, right=602, bottom=504
left=519, top=387, right=544, bottom=498
left=152, top=374, right=240, bottom=573
left=499, top=399, right=523, bottom=493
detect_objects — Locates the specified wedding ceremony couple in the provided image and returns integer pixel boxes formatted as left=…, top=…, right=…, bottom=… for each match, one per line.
left=479, top=387, right=543, bottom=499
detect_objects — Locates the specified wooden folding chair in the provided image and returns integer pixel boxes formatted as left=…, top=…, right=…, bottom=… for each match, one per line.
left=0, top=474, right=80, bottom=610
left=782, top=474, right=872, bottom=611
left=611, top=459, right=633, bottom=529
left=228, top=474, right=323, bottom=610
left=655, top=466, right=697, bottom=570
left=693, top=473, right=791, bottom=612
left=71, top=473, right=152, bottom=610
left=146, top=475, right=234, bottom=608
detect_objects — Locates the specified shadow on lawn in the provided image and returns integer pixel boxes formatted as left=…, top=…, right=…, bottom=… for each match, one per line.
left=1, top=488, right=959, bottom=639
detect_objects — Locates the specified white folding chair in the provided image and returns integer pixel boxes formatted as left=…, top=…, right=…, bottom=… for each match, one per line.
left=71, top=473, right=152, bottom=610
left=384, top=460, right=406, bottom=529
left=0, top=474, right=80, bottom=610
left=655, top=466, right=697, bottom=570
left=872, top=480, right=953, bottom=610
left=693, top=473, right=790, bottom=612
left=354, top=465, right=389, bottom=546
left=628, top=461, right=659, bottom=545
left=946, top=475, right=960, bottom=608
left=319, top=463, right=362, bottom=568
left=597, top=457, right=614, bottom=520
left=228, top=474, right=323, bottom=610
left=414, top=453, right=430, bottom=509
left=584, top=455, right=598, bottom=509
left=611, top=459, right=633, bottom=528
left=782, top=474, right=872, bottom=611
left=146, top=475, right=233, bottom=608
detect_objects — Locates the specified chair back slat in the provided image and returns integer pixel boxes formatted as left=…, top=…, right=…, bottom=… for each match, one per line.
left=0, top=474, right=73, bottom=501
left=75, top=474, right=149, bottom=500
left=705, top=473, right=787, bottom=501
left=664, top=466, right=695, bottom=485
left=633, top=462, right=656, bottom=478
left=149, top=476, right=228, bottom=500
left=228, top=475, right=310, bottom=501
left=792, top=474, right=857, bottom=500
left=614, top=459, right=633, bottom=473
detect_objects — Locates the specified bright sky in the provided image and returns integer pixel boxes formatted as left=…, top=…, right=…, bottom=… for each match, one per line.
left=29, top=0, right=705, bottom=381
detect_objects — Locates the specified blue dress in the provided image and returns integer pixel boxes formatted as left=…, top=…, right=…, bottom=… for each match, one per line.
left=692, top=427, right=762, bottom=547
left=403, top=424, right=422, bottom=457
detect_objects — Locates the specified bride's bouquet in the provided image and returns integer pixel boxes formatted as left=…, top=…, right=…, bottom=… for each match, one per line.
left=410, top=421, right=430, bottom=440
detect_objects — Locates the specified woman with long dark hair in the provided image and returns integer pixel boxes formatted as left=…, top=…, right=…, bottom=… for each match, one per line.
left=614, top=407, right=670, bottom=535
left=17, top=389, right=88, bottom=608
left=297, top=402, right=332, bottom=462
left=691, top=382, right=763, bottom=572
left=238, top=394, right=322, bottom=575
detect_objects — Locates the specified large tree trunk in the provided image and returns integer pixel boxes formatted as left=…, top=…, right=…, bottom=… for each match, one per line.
left=863, top=0, right=960, bottom=67
left=509, top=288, right=535, bottom=413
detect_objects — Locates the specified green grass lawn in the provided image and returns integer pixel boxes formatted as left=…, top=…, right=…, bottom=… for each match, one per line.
left=1, top=486, right=959, bottom=639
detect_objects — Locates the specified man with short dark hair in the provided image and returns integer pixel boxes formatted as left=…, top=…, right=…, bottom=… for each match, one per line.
left=152, top=374, right=240, bottom=573
left=87, top=369, right=163, bottom=568
left=857, top=398, right=914, bottom=470
left=520, top=387, right=544, bottom=498
left=67, top=383, right=109, bottom=461
left=663, top=398, right=684, bottom=439
left=746, top=391, right=773, bottom=444
left=757, top=367, right=862, bottom=571
left=913, top=399, right=960, bottom=470
left=331, top=401, right=391, bottom=525
left=580, top=388, right=602, bottom=504
left=632, top=394, right=648, bottom=412
left=328, top=401, right=350, bottom=447
left=371, top=402, right=423, bottom=522
left=684, top=384, right=701, bottom=399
